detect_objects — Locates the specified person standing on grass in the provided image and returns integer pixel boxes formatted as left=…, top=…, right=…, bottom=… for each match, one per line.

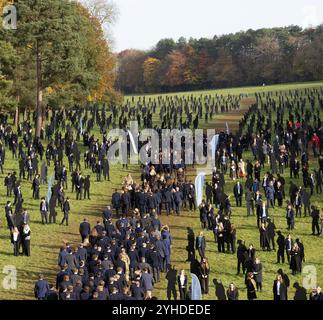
left=227, top=283, right=239, bottom=300
left=276, top=231, right=285, bottom=263
left=286, top=204, right=295, bottom=230
left=196, top=231, right=206, bottom=259
left=199, top=202, right=208, bottom=230
left=233, top=181, right=243, bottom=207
left=40, top=197, right=49, bottom=224
left=290, top=243, right=302, bottom=275
left=60, top=197, right=70, bottom=226
left=311, top=205, right=320, bottom=235
left=177, top=269, right=187, bottom=300
left=253, top=257, right=263, bottom=292
left=5, top=201, right=14, bottom=230
left=12, top=227, right=21, bottom=256
left=34, top=274, right=50, bottom=300
left=22, top=224, right=31, bottom=256
left=273, top=274, right=288, bottom=300
left=246, top=272, right=257, bottom=300
left=4, top=172, right=13, bottom=197
left=79, top=218, right=91, bottom=242
left=83, top=175, right=91, bottom=200
left=199, top=257, right=210, bottom=295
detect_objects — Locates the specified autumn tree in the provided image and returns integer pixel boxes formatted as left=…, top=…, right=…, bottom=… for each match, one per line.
left=143, top=57, right=161, bottom=92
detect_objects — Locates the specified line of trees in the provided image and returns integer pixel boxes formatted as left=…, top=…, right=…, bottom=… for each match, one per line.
left=116, top=25, right=323, bottom=94
left=0, top=0, right=121, bottom=136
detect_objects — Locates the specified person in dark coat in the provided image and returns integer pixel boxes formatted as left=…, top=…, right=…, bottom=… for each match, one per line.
left=233, top=181, right=243, bottom=207
left=286, top=204, right=295, bottom=230
left=49, top=195, right=57, bottom=224
left=266, top=218, right=276, bottom=250
left=84, top=175, right=91, bottom=200
left=79, top=218, right=91, bottom=242
left=195, top=231, right=206, bottom=259
left=227, top=283, right=239, bottom=300
left=111, top=189, right=121, bottom=218
left=34, top=274, right=50, bottom=300
left=5, top=201, right=14, bottom=230
left=236, top=240, right=247, bottom=275
left=246, top=272, right=257, bottom=300
left=205, top=182, right=213, bottom=204
left=4, top=172, right=13, bottom=197
left=199, top=258, right=210, bottom=294
left=273, top=274, right=288, bottom=300
left=177, top=269, right=188, bottom=300
left=199, top=202, right=208, bottom=229
left=103, top=158, right=110, bottom=181
left=253, top=258, right=263, bottom=292
left=276, top=231, right=285, bottom=263
left=166, top=265, right=177, bottom=300
left=311, top=205, right=320, bottom=235
left=141, top=268, right=154, bottom=299
left=22, top=224, right=31, bottom=256
left=290, top=243, right=302, bottom=275
left=259, top=223, right=270, bottom=251
left=40, top=197, right=49, bottom=224
left=60, top=197, right=71, bottom=226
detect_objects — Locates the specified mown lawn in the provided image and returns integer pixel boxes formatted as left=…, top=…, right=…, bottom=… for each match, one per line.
left=0, top=81, right=322, bottom=300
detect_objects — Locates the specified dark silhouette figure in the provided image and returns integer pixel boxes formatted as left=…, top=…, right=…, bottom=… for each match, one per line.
left=186, top=227, right=195, bottom=262
left=213, top=278, right=226, bottom=300
left=293, top=282, right=307, bottom=300
left=166, top=266, right=177, bottom=300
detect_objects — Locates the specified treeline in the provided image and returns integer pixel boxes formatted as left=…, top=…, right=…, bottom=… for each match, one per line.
left=116, top=25, right=323, bottom=94
left=0, top=0, right=120, bottom=136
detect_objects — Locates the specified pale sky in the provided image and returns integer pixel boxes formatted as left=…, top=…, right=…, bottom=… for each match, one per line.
left=110, top=0, right=323, bottom=52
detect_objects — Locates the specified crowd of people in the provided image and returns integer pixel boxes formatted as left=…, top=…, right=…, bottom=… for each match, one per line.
left=0, top=87, right=322, bottom=300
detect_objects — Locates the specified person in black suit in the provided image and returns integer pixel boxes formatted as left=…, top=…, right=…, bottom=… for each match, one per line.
left=236, top=240, right=247, bottom=275
left=79, top=218, right=91, bottom=242
left=111, top=189, right=121, bottom=218
left=83, top=175, right=91, bottom=200
left=103, top=158, right=110, bottom=181
left=199, top=258, right=210, bottom=294
left=286, top=204, right=295, bottom=230
left=227, top=283, right=239, bottom=300
left=40, top=197, right=49, bottom=224
left=311, top=205, right=320, bottom=235
left=285, top=234, right=293, bottom=263
left=4, top=172, right=13, bottom=197
left=273, top=274, right=287, bottom=300
left=205, top=182, right=213, bottom=205
left=166, top=265, right=177, bottom=300
left=96, top=160, right=102, bottom=182
left=60, top=197, right=70, bottom=226
left=266, top=218, right=276, bottom=250
left=49, top=195, right=57, bottom=224
left=22, top=224, right=31, bottom=256
left=276, top=231, right=285, bottom=263
left=247, top=244, right=256, bottom=262
left=195, top=231, right=206, bottom=259
left=233, top=181, right=243, bottom=207
left=177, top=269, right=187, bottom=300
left=5, top=201, right=14, bottom=230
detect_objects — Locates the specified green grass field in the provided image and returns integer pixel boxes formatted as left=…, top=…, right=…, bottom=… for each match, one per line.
left=0, top=81, right=322, bottom=300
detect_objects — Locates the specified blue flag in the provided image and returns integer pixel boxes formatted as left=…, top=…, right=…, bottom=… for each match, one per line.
left=191, top=273, right=202, bottom=300
left=211, top=134, right=219, bottom=160
left=195, top=172, right=205, bottom=207
left=46, top=176, right=53, bottom=203
left=80, top=116, right=83, bottom=134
